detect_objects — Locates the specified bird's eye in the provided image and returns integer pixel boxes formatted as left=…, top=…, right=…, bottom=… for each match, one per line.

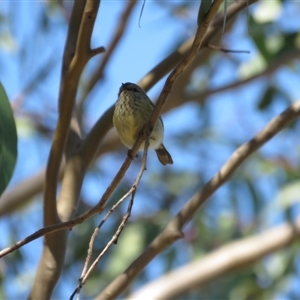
left=132, top=88, right=138, bottom=92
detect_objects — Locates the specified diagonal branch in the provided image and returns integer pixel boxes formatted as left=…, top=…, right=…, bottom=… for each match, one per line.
left=130, top=216, right=300, bottom=299
left=186, top=48, right=300, bottom=103
left=138, top=0, right=259, bottom=91
left=0, top=0, right=224, bottom=258
left=96, top=100, right=300, bottom=299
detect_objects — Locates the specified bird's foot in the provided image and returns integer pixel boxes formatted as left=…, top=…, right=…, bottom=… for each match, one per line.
left=127, top=150, right=138, bottom=160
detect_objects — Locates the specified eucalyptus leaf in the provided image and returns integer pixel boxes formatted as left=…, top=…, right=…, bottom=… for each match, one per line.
left=258, top=86, right=276, bottom=110
left=0, top=82, right=17, bottom=196
left=198, top=0, right=212, bottom=26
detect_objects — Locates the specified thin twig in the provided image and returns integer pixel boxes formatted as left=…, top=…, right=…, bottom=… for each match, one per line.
left=80, top=186, right=136, bottom=279
left=138, top=0, right=146, bottom=28
left=71, top=137, right=150, bottom=299
left=206, top=43, right=250, bottom=53
left=188, top=48, right=300, bottom=102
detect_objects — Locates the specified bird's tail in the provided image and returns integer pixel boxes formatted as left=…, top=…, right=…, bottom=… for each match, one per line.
left=155, top=144, right=173, bottom=165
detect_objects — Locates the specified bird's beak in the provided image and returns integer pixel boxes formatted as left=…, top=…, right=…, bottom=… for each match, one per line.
left=118, top=83, right=126, bottom=96
left=121, top=83, right=127, bottom=90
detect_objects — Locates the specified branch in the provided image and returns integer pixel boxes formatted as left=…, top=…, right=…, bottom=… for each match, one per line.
left=206, top=43, right=250, bottom=53
left=0, top=0, right=258, bottom=217
left=96, top=100, right=300, bottom=299
left=78, top=0, right=137, bottom=107
left=130, top=216, right=300, bottom=299
left=187, top=48, right=300, bottom=103
left=44, top=0, right=104, bottom=225
left=29, top=1, right=103, bottom=298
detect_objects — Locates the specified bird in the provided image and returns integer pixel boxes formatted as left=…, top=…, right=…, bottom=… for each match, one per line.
left=113, top=82, right=173, bottom=165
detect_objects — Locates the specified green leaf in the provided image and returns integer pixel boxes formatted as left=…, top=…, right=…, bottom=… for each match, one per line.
left=249, top=16, right=273, bottom=63
left=0, top=82, right=17, bottom=196
left=258, top=86, right=276, bottom=110
left=198, top=0, right=212, bottom=26
left=275, top=32, right=298, bottom=58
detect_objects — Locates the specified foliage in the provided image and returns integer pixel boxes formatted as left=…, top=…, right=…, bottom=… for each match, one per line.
left=0, top=83, right=17, bottom=196
left=0, top=1, right=300, bottom=299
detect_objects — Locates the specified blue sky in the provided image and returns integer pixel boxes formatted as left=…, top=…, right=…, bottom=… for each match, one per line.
left=1, top=1, right=300, bottom=298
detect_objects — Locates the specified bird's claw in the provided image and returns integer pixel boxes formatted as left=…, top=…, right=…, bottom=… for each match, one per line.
left=127, top=150, right=138, bottom=160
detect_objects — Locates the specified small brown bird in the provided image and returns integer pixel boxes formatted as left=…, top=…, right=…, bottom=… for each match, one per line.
left=113, top=82, right=173, bottom=165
